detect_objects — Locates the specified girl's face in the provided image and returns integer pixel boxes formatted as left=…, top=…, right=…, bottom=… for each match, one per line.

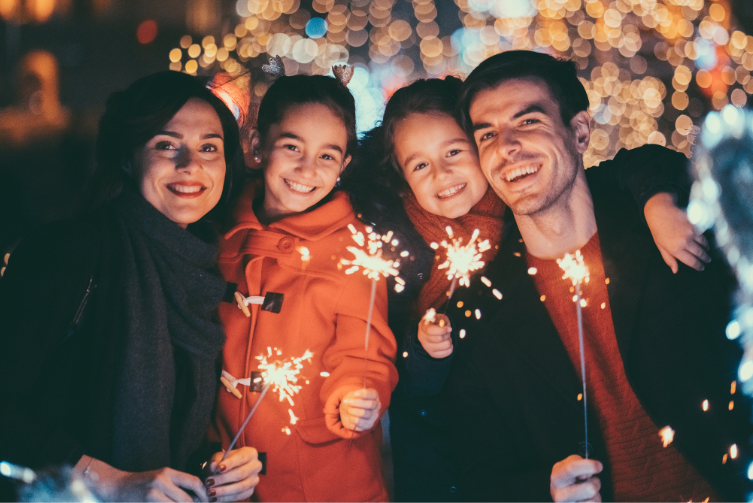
left=260, top=103, right=351, bottom=221
left=137, top=98, right=226, bottom=228
left=393, top=112, right=488, bottom=219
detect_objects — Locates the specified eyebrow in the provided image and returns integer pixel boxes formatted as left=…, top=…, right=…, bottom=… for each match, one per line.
left=471, top=103, right=549, bottom=132
left=157, top=130, right=223, bottom=140
left=278, top=131, right=343, bottom=154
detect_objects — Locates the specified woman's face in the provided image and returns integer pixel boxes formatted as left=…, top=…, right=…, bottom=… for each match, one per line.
left=136, top=98, right=226, bottom=228
left=260, top=102, right=351, bottom=221
left=393, top=112, right=488, bottom=219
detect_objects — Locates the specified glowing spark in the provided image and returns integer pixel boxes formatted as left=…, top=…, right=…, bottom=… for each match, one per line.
left=320, top=371, right=330, bottom=377
left=436, top=228, right=490, bottom=288
left=702, top=399, right=709, bottom=411
left=493, top=289, right=503, bottom=300
left=459, top=329, right=466, bottom=339
left=557, top=250, right=590, bottom=286
left=731, top=381, right=737, bottom=394
left=423, top=308, right=437, bottom=324
left=288, top=409, right=298, bottom=425
left=659, top=426, right=675, bottom=447
left=481, top=276, right=492, bottom=287
left=731, top=444, right=738, bottom=459
left=255, top=349, right=313, bottom=406
left=528, top=267, right=537, bottom=275
left=729, top=400, right=735, bottom=410
left=475, top=309, right=481, bottom=319
left=283, top=426, right=291, bottom=435
left=297, top=246, right=310, bottom=261
left=402, top=351, right=408, bottom=358
left=341, top=226, right=401, bottom=281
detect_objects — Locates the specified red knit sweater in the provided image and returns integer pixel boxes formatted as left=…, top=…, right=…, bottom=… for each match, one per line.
left=526, top=233, right=716, bottom=502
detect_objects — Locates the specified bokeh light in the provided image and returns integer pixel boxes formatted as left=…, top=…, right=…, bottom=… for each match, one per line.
left=165, top=0, right=753, bottom=149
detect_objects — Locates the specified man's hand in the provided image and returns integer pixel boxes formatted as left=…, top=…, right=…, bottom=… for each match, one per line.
left=205, top=447, right=263, bottom=502
left=550, top=454, right=603, bottom=502
left=418, top=313, right=453, bottom=359
left=645, top=192, right=711, bottom=273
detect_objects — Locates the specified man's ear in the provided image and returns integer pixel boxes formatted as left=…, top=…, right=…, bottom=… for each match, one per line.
left=570, top=110, right=591, bottom=155
left=340, top=154, right=352, bottom=173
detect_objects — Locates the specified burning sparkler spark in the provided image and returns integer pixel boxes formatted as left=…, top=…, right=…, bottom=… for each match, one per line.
left=423, top=308, right=437, bottom=325
left=433, top=227, right=490, bottom=288
left=558, top=250, right=590, bottom=286
left=341, top=225, right=401, bottom=282
left=659, top=426, right=675, bottom=447
left=255, top=348, right=313, bottom=406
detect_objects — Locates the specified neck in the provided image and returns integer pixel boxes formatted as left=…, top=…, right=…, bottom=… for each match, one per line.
left=515, top=170, right=597, bottom=259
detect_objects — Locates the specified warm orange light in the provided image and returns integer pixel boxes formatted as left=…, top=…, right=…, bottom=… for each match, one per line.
left=137, top=19, right=158, bottom=45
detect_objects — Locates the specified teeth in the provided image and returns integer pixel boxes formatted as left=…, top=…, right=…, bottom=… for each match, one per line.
left=285, top=179, right=316, bottom=193
left=505, top=164, right=540, bottom=182
left=437, top=183, right=466, bottom=198
left=168, top=184, right=203, bottom=193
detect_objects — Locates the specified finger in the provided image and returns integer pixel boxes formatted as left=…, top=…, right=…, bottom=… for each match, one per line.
left=658, top=246, right=679, bottom=274
left=343, top=398, right=378, bottom=409
left=556, top=477, right=600, bottom=502
left=687, top=242, right=711, bottom=263
left=211, top=475, right=260, bottom=502
left=422, top=333, right=453, bottom=344
left=353, top=388, right=378, bottom=399
left=217, top=447, right=258, bottom=472
left=145, top=488, right=174, bottom=502
left=553, top=459, right=602, bottom=487
left=675, top=250, right=704, bottom=271
left=207, top=458, right=262, bottom=489
left=166, top=470, right=208, bottom=502
left=695, top=233, right=709, bottom=250
left=206, top=451, right=225, bottom=476
left=153, top=477, right=200, bottom=502
left=424, top=325, right=452, bottom=336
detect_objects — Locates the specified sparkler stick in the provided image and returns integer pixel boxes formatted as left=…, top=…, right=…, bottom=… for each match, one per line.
left=221, top=384, right=270, bottom=462
left=341, top=225, right=403, bottom=388
left=431, top=226, right=490, bottom=314
left=557, top=250, right=590, bottom=458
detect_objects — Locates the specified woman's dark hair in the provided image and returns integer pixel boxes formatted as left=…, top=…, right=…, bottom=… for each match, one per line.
left=380, top=76, right=463, bottom=178
left=79, top=71, right=242, bottom=217
left=457, top=51, right=588, bottom=137
left=255, top=74, right=357, bottom=157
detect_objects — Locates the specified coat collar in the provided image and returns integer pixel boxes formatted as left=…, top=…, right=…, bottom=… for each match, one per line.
left=225, top=179, right=355, bottom=242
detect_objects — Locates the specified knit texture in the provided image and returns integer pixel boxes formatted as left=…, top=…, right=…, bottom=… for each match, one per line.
left=402, top=186, right=505, bottom=314
left=527, top=233, right=717, bottom=502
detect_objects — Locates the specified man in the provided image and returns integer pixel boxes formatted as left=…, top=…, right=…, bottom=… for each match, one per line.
left=445, top=50, right=751, bottom=501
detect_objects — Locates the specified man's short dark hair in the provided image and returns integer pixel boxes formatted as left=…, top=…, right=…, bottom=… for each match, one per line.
left=457, top=50, right=589, bottom=136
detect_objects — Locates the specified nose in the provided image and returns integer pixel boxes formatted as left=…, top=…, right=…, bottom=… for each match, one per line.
left=174, top=145, right=198, bottom=172
left=295, top=153, right=318, bottom=178
left=496, top=129, right=521, bottom=162
left=434, top=160, right=453, bottom=180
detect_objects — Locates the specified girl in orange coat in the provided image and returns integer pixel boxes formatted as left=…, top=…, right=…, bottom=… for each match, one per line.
left=211, top=70, right=398, bottom=502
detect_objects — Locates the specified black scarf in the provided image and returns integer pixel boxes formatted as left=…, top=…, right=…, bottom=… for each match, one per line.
left=110, top=189, right=226, bottom=472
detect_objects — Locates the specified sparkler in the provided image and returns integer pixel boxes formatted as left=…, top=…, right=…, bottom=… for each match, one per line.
left=431, top=227, right=490, bottom=313
left=557, top=249, right=591, bottom=458
left=221, top=348, right=313, bottom=461
left=341, top=225, right=403, bottom=387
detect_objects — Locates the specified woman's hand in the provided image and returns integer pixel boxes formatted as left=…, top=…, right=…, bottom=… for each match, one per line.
left=76, top=455, right=208, bottom=502
left=418, top=313, right=453, bottom=359
left=324, top=386, right=382, bottom=439
left=204, top=447, right=263, bottom=502
left=644, top=192, right=711, bottom=273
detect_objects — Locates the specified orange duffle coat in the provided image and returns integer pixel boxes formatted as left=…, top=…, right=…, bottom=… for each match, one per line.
left=213, top=180, right=398, bottom=502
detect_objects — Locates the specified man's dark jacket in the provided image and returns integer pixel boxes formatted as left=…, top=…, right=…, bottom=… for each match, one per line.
left=445, top=167, right=752, bottom=502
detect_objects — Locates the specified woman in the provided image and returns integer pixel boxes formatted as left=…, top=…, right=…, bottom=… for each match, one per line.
left=0, top=71, right=260, bottom=502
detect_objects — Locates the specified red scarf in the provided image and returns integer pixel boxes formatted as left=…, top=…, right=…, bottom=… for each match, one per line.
left=403, top=186, right=506, bottom=315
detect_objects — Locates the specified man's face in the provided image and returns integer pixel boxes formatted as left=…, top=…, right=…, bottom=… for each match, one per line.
left=469, top=78, right=589, bottom=216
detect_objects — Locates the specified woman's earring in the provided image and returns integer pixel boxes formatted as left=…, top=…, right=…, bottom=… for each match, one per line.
left=337, top=177, right=341, bottom=182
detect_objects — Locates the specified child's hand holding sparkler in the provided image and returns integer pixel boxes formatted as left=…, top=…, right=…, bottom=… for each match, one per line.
left=324, top=387, right=382, bottom=438
left=550, top=454, right=603, bottom=503
left=203, top=447, right=263, bottom=502
left=418, top=309, right=453, bottom=359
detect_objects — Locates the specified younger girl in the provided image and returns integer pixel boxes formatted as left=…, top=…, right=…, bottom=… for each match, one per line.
left=343, top=76, right=708, bottom=502
left=212, top=71, right=397, bottom=502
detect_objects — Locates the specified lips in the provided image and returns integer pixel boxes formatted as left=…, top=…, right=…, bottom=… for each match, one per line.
left=436, top=183, right=466, bottom=199
left=166, top=182, right=207, bottom=198
left=285, top=178, right=317, bottom=194
left=504, top=162, right=541, bottom=183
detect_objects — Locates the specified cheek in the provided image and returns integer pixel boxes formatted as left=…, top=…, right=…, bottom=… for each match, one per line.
left=406, top=176, right=438, bottom=209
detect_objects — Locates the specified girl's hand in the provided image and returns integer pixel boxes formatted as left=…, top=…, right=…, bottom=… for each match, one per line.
left=324, top=386, right=382, bottom=438
left=76, top=456, right=208, bottom=502
left=339, top=388, right=381, bottom=432
left=204, top=447, right=263, bottom=502
left=644, top=192, right=711, bottom=273
left=418, top=313, right=453, bottom=359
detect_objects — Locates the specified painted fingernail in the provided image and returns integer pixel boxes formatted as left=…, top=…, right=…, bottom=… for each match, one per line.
left=205, top=478, right=215, bottom=487
left=208, top=490, right=216, bottom=497
left=219, top=464, right=227, bottom=473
